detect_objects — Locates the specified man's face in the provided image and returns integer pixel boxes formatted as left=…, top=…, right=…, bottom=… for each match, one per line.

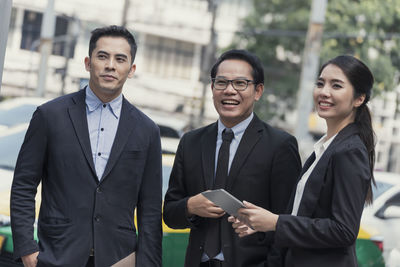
left=212, top=59, right=263, bottom=128
left=84, top=36, right=135, bottom=102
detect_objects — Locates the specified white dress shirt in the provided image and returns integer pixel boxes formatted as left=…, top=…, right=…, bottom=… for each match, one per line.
left=291, top=134, right=337, bottom=216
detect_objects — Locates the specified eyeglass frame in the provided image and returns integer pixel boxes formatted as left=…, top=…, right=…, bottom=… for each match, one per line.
left=211, top=78, right=256, bottom=91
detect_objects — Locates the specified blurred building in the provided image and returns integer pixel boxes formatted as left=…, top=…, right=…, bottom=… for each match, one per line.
left=371, top=86, right=400, bottom=173
left=2, top=0, right=252, bottom=128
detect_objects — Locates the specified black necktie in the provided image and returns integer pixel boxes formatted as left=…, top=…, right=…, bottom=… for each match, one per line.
left=204, top=128, right=234, bottom=259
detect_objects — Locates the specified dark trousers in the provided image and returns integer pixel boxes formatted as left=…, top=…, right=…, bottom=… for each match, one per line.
left=200, top=259, right=223, bottom=267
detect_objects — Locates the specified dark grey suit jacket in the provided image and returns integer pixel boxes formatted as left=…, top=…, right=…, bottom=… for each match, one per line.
left=163, top=115, right=301, bottom=267
left=275, top=123, right=371, bottom=267
left=10, top=89, right=162, bottom=267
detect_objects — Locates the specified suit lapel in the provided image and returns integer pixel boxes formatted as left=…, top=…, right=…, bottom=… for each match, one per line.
left=285, top=152, right=316, bottom=213
left=100, top=98, right=138, bottom=181
left=68, top=89, right=97, bottom=177
left=297, top=152, right=330, bottom=217
left=226, top=116, right=263, bottom=191
left=201, top=123, right=217, bottom=190
left=297, top=123, right=359, bottom=216
left=298, top=152, right=316, bottom=181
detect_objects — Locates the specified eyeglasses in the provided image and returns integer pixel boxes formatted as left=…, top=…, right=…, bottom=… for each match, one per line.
left=212, top=78, right=255, bottom=91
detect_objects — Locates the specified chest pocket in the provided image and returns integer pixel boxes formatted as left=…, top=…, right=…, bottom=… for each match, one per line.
left=119, top=150, right=145, bottom=160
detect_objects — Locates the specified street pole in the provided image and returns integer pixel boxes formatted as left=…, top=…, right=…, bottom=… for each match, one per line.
left=294, top=0, right=327, bottom=157
left=0, top=0, right=13, bottom=93
left=121, top=0, right=130, bottom=27
left=37, top=0, right=56, bottom=97
left=60, top=16, right=80, bottom=95
left=197, top=0, right=218, bottom=127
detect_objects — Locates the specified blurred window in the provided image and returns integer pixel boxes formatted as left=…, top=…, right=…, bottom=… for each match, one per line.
left=144, top=35, right=195, bottom=79
left=20, top=10, right=42, bottom=51
left=52, top=16, right=76, bottom=58
left=20, top=10, right=75, bottom=58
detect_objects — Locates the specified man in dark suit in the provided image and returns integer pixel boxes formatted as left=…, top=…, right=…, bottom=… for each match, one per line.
left=163, top=49, right=301, bottom=267
left=10, top=25, right=162, bottom=267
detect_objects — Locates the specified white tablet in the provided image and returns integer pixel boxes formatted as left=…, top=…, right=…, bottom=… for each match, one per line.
left=202, top=189, right=246, bottom=217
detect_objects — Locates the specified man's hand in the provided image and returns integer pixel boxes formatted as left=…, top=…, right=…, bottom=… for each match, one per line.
left=187, top=192, right=225, bottom=218
left=21, top=251, right=39, bottom=267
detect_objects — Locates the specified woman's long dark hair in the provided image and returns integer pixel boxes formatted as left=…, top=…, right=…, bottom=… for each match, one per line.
left=319, top=55, right=375, bottom=204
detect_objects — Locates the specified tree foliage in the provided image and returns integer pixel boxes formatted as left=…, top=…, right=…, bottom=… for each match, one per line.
left=228, top=0, right=400, bottom=120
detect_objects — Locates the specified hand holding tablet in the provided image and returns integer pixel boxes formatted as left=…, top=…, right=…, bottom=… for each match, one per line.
left=201, top=189, right=246, bottom=217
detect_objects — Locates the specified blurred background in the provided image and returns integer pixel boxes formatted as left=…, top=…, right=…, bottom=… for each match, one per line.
left=1, top=0, right=399, bottom=172
left=1, top=0, right=400, bottom=173
left=0, top=0, right=400, bottom=266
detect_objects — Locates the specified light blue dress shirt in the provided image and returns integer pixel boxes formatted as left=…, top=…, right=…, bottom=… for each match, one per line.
left=215, top=112, right=254, bottom=175
left=85, top=86, right=122, bottom=180
left=202, top=112, right=254, bottom=262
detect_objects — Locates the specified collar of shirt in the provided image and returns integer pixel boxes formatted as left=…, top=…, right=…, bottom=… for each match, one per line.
left=314, top=133, right=337, bottom=159
left=85, top=85, right=123, bottom=119
left=217, top=112, right=254, bottom=139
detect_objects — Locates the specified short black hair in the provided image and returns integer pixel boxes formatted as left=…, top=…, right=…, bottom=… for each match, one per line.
left=210, top=49, right=264, bottom=85
left=89, top=25, right=137, bottom=64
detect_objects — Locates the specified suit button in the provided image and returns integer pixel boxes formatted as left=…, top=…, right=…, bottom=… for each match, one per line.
left=96, top=187, right=102, bottom=193
left=94, top=216, right=100, bottom=222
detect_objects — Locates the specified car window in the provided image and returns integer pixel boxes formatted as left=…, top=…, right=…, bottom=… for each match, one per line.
left=373, top=181, right=394, bottom=201
left=0, top=130, right=25, bottom=170
left=159, top=125, right=180, bottom=139
left=162, top=165, right=173, bottom=198
left=0, top=104, right=36, bottom=127
left=386, top=192, right=400, bottom=207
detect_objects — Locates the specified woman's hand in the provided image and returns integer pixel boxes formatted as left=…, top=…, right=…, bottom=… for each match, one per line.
left=237, top=201, right=279, bottom=232
left=228, top=216, right=257, bottom=237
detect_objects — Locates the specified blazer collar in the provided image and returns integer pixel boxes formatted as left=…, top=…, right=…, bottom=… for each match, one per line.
left=68, top=88, right=139, bottom=183
left=201, top=123, right=218, bottom=189
left=100, top=97, right=138, bottom=182
left=296, top=123, right=360, bottom=216
left=68, top=88, right=97, bottom=179
left=225, top=115, right=264, bottom=191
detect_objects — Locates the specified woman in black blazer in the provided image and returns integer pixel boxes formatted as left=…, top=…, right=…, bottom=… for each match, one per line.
left=229, top=55, right=376, bottom=267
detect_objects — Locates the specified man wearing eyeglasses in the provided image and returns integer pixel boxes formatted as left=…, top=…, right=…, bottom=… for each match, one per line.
left=164, top=49, right=301, bottom=267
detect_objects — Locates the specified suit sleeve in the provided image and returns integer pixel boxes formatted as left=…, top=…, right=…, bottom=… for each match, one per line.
left=267, top=134, right=302, bottom=267
left=269, top=135, right=302, bottom=214
left=10, top=107, right=47, bottom=259
left=136, top=125, right=163, bottom=266
left=163, top=135, right=203, bottom=229
left=274, top=146, right=370, bottom=249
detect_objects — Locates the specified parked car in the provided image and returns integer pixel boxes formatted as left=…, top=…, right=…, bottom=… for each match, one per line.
left=356, top=225, right=385, bottom=267
left=361, top=171, right=400, bottom=266
left=0, top=97, right=48, bottom=132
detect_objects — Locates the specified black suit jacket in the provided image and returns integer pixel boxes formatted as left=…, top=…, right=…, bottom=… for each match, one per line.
left=10, top=89, right=162, bottom=267
left=275, top=123, right=371, bottom=267
left=163, top=115, right=301, bottom=267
